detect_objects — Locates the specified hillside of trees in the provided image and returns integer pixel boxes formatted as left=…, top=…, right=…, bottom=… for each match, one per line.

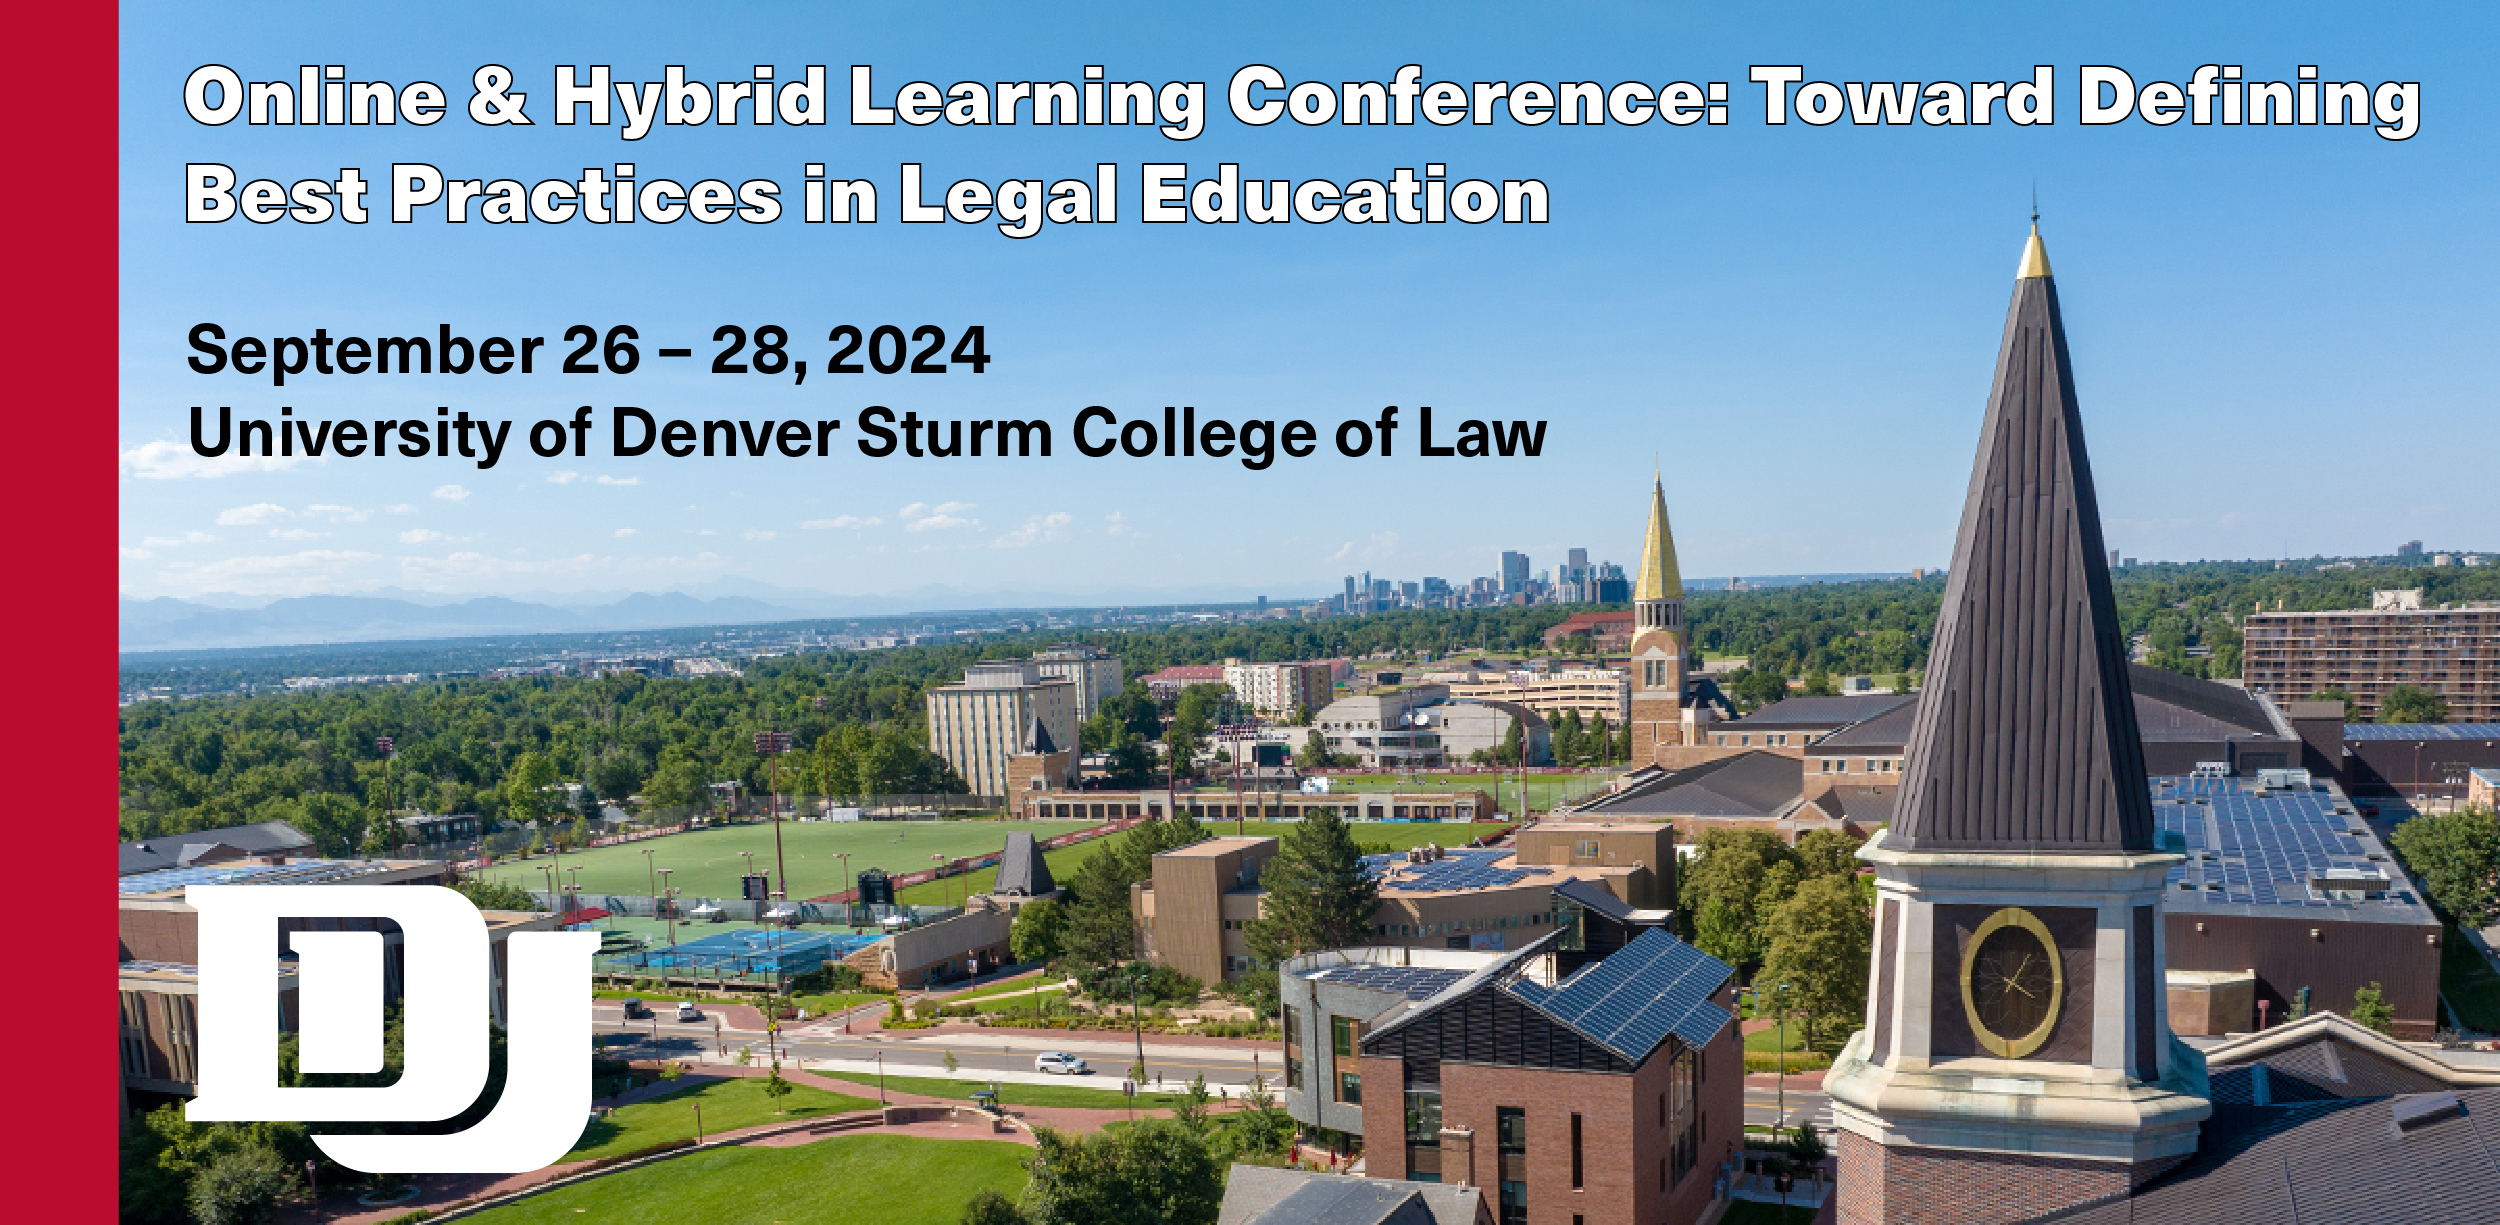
left=118, top=561, right=2494, bottom=852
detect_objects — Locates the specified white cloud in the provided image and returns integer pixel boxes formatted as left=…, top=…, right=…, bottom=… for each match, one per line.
left=270, top=528, right=329, bottom=540
left=305, top=504, right=369, bottom=523
left=901, top=501, right=979, bottom=532
left=744, top=529, right=777, bottom=541
left=1106, top=512, right=1144, bottom=538
left=802, top=515, right=882, bottom=529
left=157, top=549, right=381, bottom=596
left=385, top=504, right=416, bottom=515
left=394, top=549, right=728, bottom=586
left=596, top=475, right=639, bottom=486
left=120, top=546, right=152, bottom=560
left=614, top=528, right=638, bottom=537
left=216, top=503, right=291, bottom=526
left=119, top=440, right=313, bottom=480
left=994, top=512, right=1073, bottom=548
left=1329, top=541, right=1354, bottom=561
left=398, top=529, right=450, bottom=543
left=547, top=471, right=581, bottom=485
left=140, top=532, right=215, bottom=548
left=698, top=529, right=718, bottom=536
left=433, top=484, right=470, bottom=501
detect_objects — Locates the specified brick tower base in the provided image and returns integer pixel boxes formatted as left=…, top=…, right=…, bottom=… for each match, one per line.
left=1837, top=1131, right=2187, bottom=1225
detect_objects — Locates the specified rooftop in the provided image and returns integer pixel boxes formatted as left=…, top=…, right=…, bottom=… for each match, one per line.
left=1570, top=751, right=1802, bottom=819
left=2155, top=777, right=2435, bottom=926
left=117, top=858, right=430, bottom=897
left=1728, top=694, right=1913, bottom=730
left=1156, top=836, right=1277, bottom=859
left=2341, top=723, right=2500, bottom=741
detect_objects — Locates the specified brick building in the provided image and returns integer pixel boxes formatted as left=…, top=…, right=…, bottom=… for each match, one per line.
left=1541, top=610, right=1636, bottom=653
left=1315, top=923, right=1741, bottom=1225
left=1135, top=822, right=1672, bottom=985
left=925, top=662, right=1079, bottom=797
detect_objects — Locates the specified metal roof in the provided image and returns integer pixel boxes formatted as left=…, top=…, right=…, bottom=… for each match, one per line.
left=1728, top=694, right=1912, bottom=730
left=1501, top=927, right=1733, bottom=1063
left=1311, top=964, right=1475, bottom=1001
left=120, top=820, right=314, bottom=875
left=2342, top=723, right=2500, bottom=741
left=117, top=858, right=396, bottom=895
left=1891, top=234, right=2156, bottom=854
left=1570, top=751, right=1801, bottom=819
left=2154, top=778, right=2434, bottom=926
left=1633, top=476, right=1683, bottom=602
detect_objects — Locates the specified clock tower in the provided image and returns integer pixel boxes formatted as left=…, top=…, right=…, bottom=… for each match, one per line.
left=1626, top=475, right=1693, bottom=761
left=1825, top=227, right=2211, bottom=1225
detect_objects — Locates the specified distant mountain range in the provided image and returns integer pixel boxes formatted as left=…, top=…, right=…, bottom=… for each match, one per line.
left=117, top=578, right=1322, bottom=653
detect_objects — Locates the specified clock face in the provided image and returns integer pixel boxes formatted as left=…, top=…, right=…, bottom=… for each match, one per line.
left=1971, top=925, right=2055, bottom=1038
left=1958, top=907, right=2065, bottom=1058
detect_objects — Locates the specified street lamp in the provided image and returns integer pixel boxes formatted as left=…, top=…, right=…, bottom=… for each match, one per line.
left=1125, top=963, right=1151, bottom=1093
left=642, top=848, right=659, bottom=916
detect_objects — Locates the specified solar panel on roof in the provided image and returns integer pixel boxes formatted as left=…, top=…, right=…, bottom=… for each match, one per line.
left=1504, top=928, right=1732, bottom=1063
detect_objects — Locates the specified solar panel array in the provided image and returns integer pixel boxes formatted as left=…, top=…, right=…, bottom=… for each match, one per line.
left=2151, top=779, right=2420, bottom=913
left=1379, top=848, right=1552, bottom=892
left=1505, top=928, right=1732, bottom=1062
left=2339, top=723, right=2500, bottom=742
left=117, top=859, right=391, bottom=895
left=1319, top=964, right=1474, bottom=1001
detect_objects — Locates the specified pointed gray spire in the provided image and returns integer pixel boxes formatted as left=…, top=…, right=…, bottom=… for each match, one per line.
left=1890, top=228, right=2155, bottom=853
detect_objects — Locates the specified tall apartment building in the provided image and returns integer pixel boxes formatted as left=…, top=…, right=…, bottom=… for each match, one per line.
left=1221, top=658, right=1336, bottom=716
left=925, top=663, right=1079, bottom=797
left=1030, top=643, right=1124, bottom=717
left=1501, top=551, right=1530, bottom=594
left=2241, top=593, right=2500, bottom=723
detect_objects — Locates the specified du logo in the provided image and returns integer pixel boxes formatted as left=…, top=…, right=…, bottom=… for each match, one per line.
left=184, top=885, right=600, bottom=1173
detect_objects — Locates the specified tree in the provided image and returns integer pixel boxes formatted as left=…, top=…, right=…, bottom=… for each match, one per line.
left=1297, top=728, right=1331, bottom=769
left=1010, top=897, right=1068, bottom=964
left=1245, top=808, right=1382, bottom=967
left=454, top=876, right=543, bottom=912
left=576, top=780, right=603, bottom=824
left=1756, top=875, right=1874, bottom=1052
left=961, top=1187, right=1030, bottom=1225
left=186, top=1139, right=296, bottom=1225
left=2378, top=684, right=2450, bottom=725
left=500, top=752, right=558, bottom=822
left=2306, top=687, right=2361, bottom=722
left=1792, top=830, right=1864, bottom=880
left=761, top=1060, right=795, bottom=1113
left=2351, top=981, right=2395, bottom=1034
left=1679, top=829, right=1798, bottom=967
left=2388, top=805, right=2500, bottom=926
left=1020, top=1119, right=1224, bottom=1225
left=1801, top=668, right=1837, bottom=697
left=1174, top=1073, right=1214, bottom=1136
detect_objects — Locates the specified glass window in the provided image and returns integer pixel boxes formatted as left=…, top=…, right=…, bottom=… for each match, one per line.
left=1332, top=1015, right=1364, bottom=1058
left=1405, top=1089, right=1443, bottom=1145
left=1283, top=1006, right=1304, bottom=1090
left=1338, top=1070, right=1362, bottom=1105
left=1497, top=1106, right=1527, bottom=1153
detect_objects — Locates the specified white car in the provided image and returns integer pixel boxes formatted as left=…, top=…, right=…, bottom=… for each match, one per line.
left=1034, top=1052, right=1089, bottom=1075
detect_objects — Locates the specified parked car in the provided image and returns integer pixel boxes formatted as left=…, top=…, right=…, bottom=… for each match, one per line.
left=1034, top=1052, right=1089, bottom=1075
left=620, top=999, right=649, bottom=1019
left=675, top=1002, right=703, bottom=1023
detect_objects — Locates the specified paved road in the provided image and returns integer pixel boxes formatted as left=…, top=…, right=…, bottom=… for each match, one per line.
left=593, top=1018, right=1275, bottom=1087
left=1745, top=1085, right=1833, bottom=1131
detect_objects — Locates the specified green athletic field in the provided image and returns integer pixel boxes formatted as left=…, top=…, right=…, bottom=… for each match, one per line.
left=471, top=818, right=1103, bottom=900
left=884, top=820, right=1498, bottom=907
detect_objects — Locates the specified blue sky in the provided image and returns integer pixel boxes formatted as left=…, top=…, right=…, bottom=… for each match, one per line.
left=118, top=2, right=2500, bottom=604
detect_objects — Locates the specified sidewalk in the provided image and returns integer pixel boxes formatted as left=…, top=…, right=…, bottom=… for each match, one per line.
left=803, top=1056, right=1264, bottom=1094
left=893, top=1028, right=1272, bottom=1064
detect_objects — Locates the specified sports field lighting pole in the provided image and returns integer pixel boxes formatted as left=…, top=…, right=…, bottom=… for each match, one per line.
left=834, top=853, right=853, bottom=928
left=641, top=848, right=659, bottom=920
left=659, top=868, right=678, bottom=951
left=756, top=731, right=795, bottom=909
left=1126, top=964, right=1150, bottom=1091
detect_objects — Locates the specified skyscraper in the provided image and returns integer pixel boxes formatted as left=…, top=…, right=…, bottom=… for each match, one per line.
left=1500, top=551, right=1529, bottom=594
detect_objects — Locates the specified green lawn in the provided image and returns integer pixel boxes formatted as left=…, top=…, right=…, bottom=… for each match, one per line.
left=830, top=1071, right=1195, bottom=1112
left=1744, top=1023, right=1811, bottom=1053
left=565, top=1077, right=879, bottom=1161
left=2442, top=923, right=2500, bottom=1032
left=470, top=1134, right=1030, bottom=1225
left=938, top=974, right=1066, bottom=1002
left=474, top=817, right=1104, bottom=899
